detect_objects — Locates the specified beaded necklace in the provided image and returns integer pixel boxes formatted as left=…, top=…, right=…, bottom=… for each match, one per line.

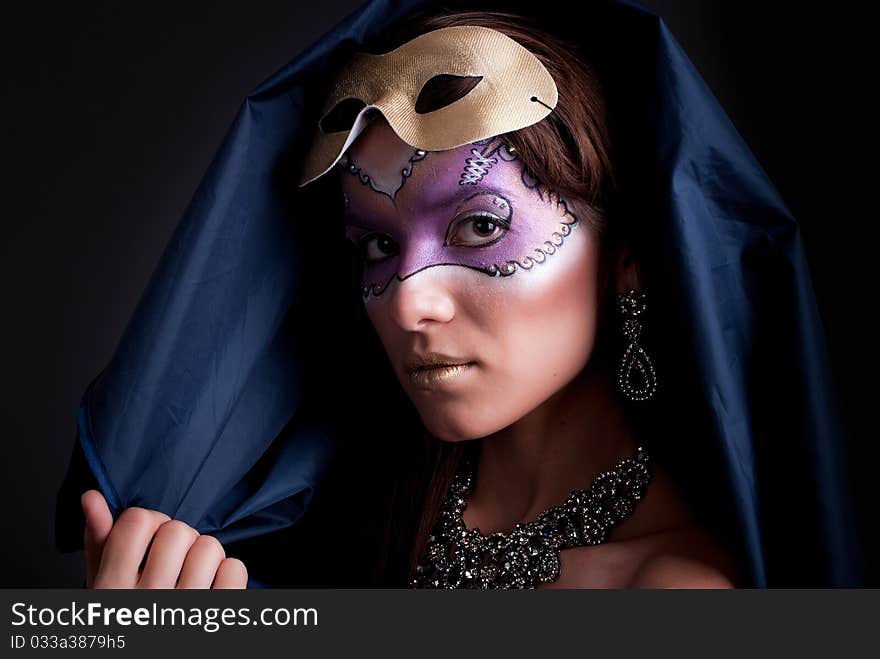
left=410, top=445, right=652, bottom=588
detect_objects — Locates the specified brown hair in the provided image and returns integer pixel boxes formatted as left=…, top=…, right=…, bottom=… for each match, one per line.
left=360, top=8, right=621, bottom=585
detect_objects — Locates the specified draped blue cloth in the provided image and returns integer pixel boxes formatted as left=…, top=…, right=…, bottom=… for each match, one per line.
left=55, top=0, right=865, bottom=587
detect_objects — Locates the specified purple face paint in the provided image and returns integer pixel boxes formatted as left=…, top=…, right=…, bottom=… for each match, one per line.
left=339, top=123, right=579, bottom=300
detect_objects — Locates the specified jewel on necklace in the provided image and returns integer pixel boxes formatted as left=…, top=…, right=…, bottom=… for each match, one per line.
left=410, top=446, right=652, bottom=589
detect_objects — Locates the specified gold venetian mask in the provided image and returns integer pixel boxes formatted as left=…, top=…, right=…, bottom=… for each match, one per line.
left=298, top=25, right=559, bottom=186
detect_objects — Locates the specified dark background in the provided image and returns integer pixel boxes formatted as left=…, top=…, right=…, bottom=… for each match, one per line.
left=0, top=1, right=872, bottom=586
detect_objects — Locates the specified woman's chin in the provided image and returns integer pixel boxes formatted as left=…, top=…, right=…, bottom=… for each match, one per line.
left=417, top=405, right=513, bottom=443
left=417, top=411, right=485, bottom=443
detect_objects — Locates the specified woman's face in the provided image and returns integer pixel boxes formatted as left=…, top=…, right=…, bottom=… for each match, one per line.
left=338, top=119, right=606, bottom=442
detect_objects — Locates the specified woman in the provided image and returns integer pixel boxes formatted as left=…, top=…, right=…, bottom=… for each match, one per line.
left=59, top=0, right=863, bottom=589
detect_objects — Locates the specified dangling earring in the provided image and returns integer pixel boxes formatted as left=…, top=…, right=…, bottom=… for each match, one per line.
left=616, top=289, right=658, bottom=402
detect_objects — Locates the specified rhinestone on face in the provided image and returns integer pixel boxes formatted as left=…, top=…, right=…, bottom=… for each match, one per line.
left=410, top=446, right=652, bottom=589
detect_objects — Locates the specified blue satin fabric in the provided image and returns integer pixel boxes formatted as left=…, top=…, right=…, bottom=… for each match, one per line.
left=55, top=0, right=865, bottom=587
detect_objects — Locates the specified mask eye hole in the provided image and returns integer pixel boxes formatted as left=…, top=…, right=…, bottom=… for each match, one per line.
left=320, top=98, right=367, bottom=133
left=414, top=74, right=483, bottom=114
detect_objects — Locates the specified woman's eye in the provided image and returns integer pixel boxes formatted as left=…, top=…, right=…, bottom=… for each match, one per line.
left=357, top=233, right=399, bottom=264
left=446, top=213, right=509, bottom=247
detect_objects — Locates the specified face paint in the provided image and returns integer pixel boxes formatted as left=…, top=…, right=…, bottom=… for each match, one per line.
left=340, top=120, right=579, bottom=300
left=337, top=118, right=604, bottom=444
left=459, top=137, right=514, bottom=185
left=338, top=118, right=429, bottom=200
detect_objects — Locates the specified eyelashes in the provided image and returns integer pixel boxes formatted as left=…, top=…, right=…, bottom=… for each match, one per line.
left=445, top=212, right=510, bottom=248
left=353, top=212, right=510, bottom=265
left=355, top=233, right=399, bottom=265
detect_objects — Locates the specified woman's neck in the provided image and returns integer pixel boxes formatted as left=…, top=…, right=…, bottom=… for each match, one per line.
left=462, top=359, right=640, bottom=534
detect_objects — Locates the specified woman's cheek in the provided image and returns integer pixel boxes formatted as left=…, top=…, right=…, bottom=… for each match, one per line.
left=481, top=228, right=601, bottom=407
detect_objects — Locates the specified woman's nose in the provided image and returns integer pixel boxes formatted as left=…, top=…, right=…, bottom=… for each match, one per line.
left=386, top=266, right=456, bottom=331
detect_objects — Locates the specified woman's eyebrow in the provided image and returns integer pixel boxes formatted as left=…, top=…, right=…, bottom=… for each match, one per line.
left=417, top=183, right=511, bottom=212
left=342, top=206, right=399, bottom=233
left=448, top=187, right=513, bottom=215
left=455, top=186, right=509, bottom=203
left=343, top=185, right=513, bottom=230
left=344, top=219, right=379, bottom=233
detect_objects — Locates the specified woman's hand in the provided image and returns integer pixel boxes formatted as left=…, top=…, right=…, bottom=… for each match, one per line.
left=80, top=489, right=248, bottom=589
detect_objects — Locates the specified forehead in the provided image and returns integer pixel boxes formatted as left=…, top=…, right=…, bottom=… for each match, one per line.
left=337, top=119, right=518, bottom=218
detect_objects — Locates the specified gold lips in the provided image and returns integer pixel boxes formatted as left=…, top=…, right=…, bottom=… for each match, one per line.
left=409, top=362, right=474, bottom=386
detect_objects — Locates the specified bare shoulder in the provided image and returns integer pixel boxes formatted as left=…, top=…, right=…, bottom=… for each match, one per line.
left=628, top=552, right=736, bottom=589
left=627, top=527, right=739, bottom=589
left=615, top=459, right=740, bottom=589
left=545, top=459, right=743, bottom=589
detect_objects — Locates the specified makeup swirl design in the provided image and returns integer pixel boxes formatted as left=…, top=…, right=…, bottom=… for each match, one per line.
left=341, top=133, right=582, bottom=302
left=484, top=189, right=577, bottom=278
left=339, top=147, right=428, bottom=200
left=354, top=183, right=579, bottom=300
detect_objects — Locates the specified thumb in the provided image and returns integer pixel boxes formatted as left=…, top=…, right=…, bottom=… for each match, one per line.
left=81, top=489, right=114, bottom=588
